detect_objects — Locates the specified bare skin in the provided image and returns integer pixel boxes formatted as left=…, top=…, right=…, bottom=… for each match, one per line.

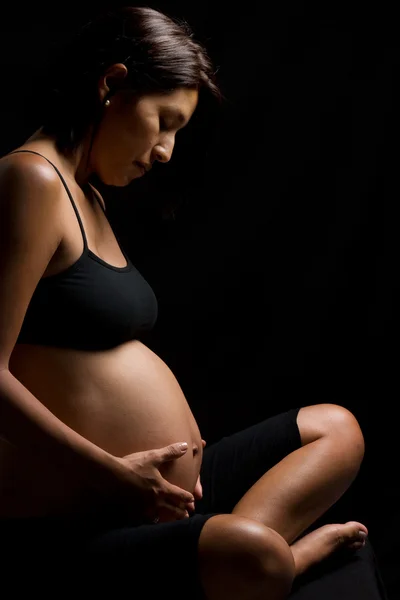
left=198, top=515, right=367, bottom=600
left=197, top=404, right=367, bottom=599
left=0, top=70, right=202, bottom=516
left=232, top=403, right=365, bottom=545
left=0, top=61, right=367, bottom=599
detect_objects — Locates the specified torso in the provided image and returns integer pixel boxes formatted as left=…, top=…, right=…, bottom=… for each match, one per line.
left=0, top=139, right=202, bottom=518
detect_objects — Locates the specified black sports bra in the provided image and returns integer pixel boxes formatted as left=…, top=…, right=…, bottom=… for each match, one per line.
left=11, top=150, right=158, bottom=351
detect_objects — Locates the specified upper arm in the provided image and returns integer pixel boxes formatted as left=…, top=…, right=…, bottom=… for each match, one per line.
left=0, top=155, right=64, bottom=370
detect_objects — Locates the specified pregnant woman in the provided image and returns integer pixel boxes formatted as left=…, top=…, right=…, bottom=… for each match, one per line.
left=0, top=6, right=367, bottom=599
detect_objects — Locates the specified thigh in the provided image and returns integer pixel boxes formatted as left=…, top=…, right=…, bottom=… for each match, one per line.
left=196, top=407, right=302, bottom=515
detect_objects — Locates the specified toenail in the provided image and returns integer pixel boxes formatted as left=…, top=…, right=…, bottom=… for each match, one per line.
left=358, top=531, right=367, bottom=539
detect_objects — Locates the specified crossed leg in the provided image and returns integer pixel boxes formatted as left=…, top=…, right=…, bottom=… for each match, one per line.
left=198, top=403, right=367, bottom=599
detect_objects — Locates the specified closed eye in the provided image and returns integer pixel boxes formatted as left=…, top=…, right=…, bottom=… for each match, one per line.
left=159, top=117, right=169, bottom=132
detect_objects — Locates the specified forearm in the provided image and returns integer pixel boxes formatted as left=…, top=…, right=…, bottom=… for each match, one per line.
left=0, top=369, right=118, bottom=484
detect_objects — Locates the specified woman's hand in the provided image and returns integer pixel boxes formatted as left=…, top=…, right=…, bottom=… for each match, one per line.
left=105, top=441, right=195, bottom=523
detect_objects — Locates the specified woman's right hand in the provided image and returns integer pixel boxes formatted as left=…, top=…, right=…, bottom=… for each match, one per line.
left=110, top=442, right=195, bottom=523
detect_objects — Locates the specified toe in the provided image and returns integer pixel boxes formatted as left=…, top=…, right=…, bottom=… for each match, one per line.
left=344, top=522, right=368, bottom=547
left=346, top=521, right=368, bottom=536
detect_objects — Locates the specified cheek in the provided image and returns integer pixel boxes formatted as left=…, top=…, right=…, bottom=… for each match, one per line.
left=91, top=137, right=136, bottom=185
left=127, top=116, right=158, bottom=150
left=93, top=126, right=132, bottom=168
left=96, top=111, right=133, bottom=151
left=90, top=112, right=155, bottom=182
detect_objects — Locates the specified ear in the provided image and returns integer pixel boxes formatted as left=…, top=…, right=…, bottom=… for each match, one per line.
left=98, top=63, right=128, bottom=103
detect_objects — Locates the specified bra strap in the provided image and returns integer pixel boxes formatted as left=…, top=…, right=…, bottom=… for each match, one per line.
left=8, top=150, right=89, bottom=250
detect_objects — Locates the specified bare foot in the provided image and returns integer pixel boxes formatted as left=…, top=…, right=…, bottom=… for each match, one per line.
left=291, top=521, right=368, bottom=576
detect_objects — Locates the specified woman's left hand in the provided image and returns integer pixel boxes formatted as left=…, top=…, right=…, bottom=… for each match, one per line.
left=187, top=439, right=206, bottom=513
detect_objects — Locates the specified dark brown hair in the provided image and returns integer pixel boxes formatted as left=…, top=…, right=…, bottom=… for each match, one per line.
left=39, top=6, right=221, bottom=152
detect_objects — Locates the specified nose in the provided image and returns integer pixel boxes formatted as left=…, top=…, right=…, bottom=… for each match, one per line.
left=153, top=147, right=171, bottom=163
left=153, top=137, right=175, bottom=164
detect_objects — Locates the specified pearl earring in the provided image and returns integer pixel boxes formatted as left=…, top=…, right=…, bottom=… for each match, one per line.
left=104, top=99, right=111, bottom=107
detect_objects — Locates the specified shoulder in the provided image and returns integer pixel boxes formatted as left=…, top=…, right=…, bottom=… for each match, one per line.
left=0, top=151, right=63, bottom=198
left=0, top=151, right=65, bottom=242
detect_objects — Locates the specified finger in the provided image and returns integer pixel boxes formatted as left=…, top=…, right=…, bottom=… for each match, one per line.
left=155, top=442, right=189, bottom=465
left=144, top=501, right=189, bottom=524
left=166, top=482, right=195, bottom=504
left=161, top=503, right=190, bottom=521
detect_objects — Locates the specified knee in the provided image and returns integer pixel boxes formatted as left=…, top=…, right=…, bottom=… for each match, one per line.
left=198, top=514, right=294, bottom=596
left=298, top=403, right=365, bottom=469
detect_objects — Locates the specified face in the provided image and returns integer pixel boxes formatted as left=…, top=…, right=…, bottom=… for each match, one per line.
left=90, top=84, right=199, bottom=186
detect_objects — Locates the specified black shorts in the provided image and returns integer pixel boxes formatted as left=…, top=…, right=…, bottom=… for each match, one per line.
left=1, top=407, right=301, bottom=597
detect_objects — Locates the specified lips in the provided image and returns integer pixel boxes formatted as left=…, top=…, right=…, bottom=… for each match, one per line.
left=137, top=160, right=153, bottom=173
left=135, top=162, right=146, bottom=176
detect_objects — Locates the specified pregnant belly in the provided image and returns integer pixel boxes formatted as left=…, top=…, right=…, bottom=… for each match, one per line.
left=2, top=340, right=202, bottom=517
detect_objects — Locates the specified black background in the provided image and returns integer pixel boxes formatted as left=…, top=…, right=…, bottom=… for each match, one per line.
left=1, top=1, right=399, bottom=597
